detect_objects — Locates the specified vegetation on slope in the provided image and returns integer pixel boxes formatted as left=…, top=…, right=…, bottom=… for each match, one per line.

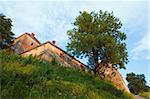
left=126, top=72, right=150, bottom=95
left=0, top=50, right=133, bottom=99
left=139, top=92, right=150, bottom=99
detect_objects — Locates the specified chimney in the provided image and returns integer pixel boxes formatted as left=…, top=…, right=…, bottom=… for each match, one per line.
left=31, top=33, right=35, bottom=37
left=52, top=40, right=56, bottom=45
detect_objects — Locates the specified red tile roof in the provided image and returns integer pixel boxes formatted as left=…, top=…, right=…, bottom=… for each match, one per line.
left=14, top=32, right=41, bottom=44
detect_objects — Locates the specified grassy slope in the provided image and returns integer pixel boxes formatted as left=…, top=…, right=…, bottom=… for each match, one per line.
left=0, top=50, right=133, bottom=99
left=139, top=92, right=150, bottom=99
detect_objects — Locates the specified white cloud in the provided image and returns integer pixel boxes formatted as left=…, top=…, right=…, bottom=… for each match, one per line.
left=0, top=1, right=71, bottom=44
left=146, top=56, right=150, bottom=62
left=131, top=33, right=150, bottom=60
left=131, top=56, right=138, bottom=60
left=0, top=1, right=148, bottom=49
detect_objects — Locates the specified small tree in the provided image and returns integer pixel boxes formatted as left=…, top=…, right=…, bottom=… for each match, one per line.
left=0, top=14, right=14, bottom=49
left=126, top=73, right=150, bottom=95
left=67, top=10, right=128, bottom=74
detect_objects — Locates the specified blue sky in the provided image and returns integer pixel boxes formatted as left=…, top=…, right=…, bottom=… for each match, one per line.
left=0, top=0, right=149, bottom=86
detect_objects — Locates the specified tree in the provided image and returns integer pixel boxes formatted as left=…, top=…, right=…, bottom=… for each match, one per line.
left=126, top=73, right=150, bottom=95
left=0, top=14, right=14, bottom=49
left=87, top=54, right=95, bottom=70
left=67, top=10, right=128, bottom=74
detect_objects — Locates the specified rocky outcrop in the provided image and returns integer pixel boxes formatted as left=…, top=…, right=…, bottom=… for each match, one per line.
left=96, top=63, right=130, bottom=93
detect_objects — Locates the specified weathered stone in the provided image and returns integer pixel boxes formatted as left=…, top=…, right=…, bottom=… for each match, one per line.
left=96, top=63, right=130, bottom=92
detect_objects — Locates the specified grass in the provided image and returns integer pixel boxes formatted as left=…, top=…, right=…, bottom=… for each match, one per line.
left=0, top=50, right=133, bottom=99
left=139, top=92, right=150, bottom=99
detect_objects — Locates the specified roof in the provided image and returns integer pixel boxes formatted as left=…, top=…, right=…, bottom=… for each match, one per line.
left=20, top=41, right=86, bottom=66
left=14, top=32, right=41, bottom=44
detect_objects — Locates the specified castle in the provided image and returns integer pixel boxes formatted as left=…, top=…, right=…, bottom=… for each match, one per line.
left=12, top=32, right=130, bottom=92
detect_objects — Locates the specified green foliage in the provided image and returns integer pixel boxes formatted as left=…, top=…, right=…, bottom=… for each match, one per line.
left=139, top=92, right=150, bottom=99
left=0, top=50, right=133, bottom=99
left=67, top=10, right=128, bottom=72
left=0, top=14, right=14, bottom=49
left=126, top=72, right=150, bottom=95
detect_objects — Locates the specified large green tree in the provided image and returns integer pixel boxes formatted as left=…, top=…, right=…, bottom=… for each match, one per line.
left=67, top=10, right=128, bottom=73
left=126, top=73, right=150, bottom=95
left=0, top=14, right=14, bottom=49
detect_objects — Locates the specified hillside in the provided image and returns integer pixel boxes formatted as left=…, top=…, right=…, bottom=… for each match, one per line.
left=0, top=50, right=133, bottom=99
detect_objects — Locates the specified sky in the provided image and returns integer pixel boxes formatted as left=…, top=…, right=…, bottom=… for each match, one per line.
left=0, top=0, right=149, bottom=86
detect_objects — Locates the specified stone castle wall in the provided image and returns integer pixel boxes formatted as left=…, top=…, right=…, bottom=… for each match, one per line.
left=96, top=64, right=130, bottom=92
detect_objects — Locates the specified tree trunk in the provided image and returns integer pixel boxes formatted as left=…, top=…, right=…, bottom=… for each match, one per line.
left=92, top=49, right=99, bottom=74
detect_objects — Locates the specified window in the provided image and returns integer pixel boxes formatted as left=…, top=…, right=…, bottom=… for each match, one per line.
left=31, top=43, right=34, bottom=46
left=60, top=54, right=64, bottom=60
left=80, top=64, right=84, bottom=70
